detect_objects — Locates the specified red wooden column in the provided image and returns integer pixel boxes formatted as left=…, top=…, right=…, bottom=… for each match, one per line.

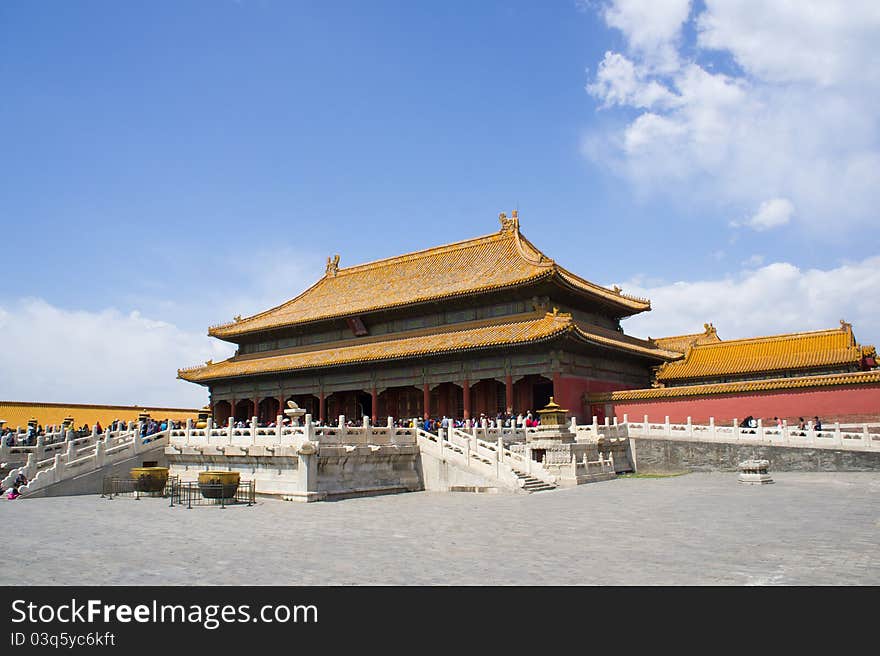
left=277, top=396, right=285, bottom=419
left=552, top=372, right=561, bottom=403
left=318, top=391, right=326, bottom=423
left=252, top=398, right=260, bottom=422
left=371, top=387, right=378, bottom=424
left=462, top=379, right=470, bottom=420
left=423, top=383, right=430, bottom=420
left=505, top=374, right=513, bottom=414
left=230, top=398, right=236, bottom=422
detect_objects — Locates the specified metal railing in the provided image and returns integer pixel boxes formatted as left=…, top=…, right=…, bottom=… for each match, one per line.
left=168, top=479, right=256, bottom=508
left=100, top=475, right=179, bottom=499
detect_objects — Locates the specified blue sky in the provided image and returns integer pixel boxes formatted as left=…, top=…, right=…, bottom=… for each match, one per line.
left=2, top=1, right=879, bottom=406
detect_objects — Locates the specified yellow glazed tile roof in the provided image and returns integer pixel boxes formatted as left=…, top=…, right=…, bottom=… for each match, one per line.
left=182, top=312, right=678, bottom=383
left=588, top=370, right=880, bottom=402
left=0, top=402, right=201, bottom=430
left=209, top=216, right=650, bottom=339
left=652, top=323, right=722, bottom=354
left=655, top=322, right=870, bottom=382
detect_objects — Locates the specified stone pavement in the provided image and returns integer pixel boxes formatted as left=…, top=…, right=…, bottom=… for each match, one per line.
left=3, top=472, right=878, bottom=585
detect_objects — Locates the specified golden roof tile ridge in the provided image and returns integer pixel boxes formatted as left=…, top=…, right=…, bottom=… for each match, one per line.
left=329, top=230, right=510, bottom=276
left=554, top=267, right=651, bottom=309
left=690, top=325, right=858, bottom=348
left=592, top=369, right=880, bottom=401
left=571, top=322, right=682, bottom=360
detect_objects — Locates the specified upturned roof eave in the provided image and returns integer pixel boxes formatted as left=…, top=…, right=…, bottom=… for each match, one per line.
left=180, top=328, right=571, bottom=384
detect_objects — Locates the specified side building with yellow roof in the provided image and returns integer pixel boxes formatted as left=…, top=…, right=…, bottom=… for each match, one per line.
left=179, top=212, right=680, bottom=424
left=0, top=401, right=202, bottom=432
left=588, top=321, right=879, bottom=424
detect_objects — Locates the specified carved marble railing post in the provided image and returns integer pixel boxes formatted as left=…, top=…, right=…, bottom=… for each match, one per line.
left=53, top=452, right=64, bottom=483
left=664, top=416, right=670, bottom=434
left=95, top=439, right=106, bottom=468
left=276, top=415, right=283, bottom=440
left=250, top=416, right=258, bottom=442
left=387, top=416, right=393, bottom=429
left=496, top=435, right=504, bottom=479
left=227, top=417, right=234, bottom=443
left=686, top=416, right=692, bottom=437
left=592, top=416, right=598, bottom=434
left=834, top=422, right=842, bottom=446
left=26, top=451, right=37, bottom=479
left=757, top=418, right=764, bottom=440
left=709, top=416, right=716, bottom=440
left=66, top=438, right=75, bottom=464
left=185, top=418, right=192, bottom=444
left=643, top=415, right=649, bottom=434
left=304, top=414, right=314, bottom=442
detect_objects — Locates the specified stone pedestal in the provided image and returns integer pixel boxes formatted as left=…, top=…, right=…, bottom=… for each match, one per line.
left=738, top=459, right=773, bottom=485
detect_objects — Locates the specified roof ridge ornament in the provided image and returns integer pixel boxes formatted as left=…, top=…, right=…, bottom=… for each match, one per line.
left=325, top=254, right=340, bottom=276
left=499, top=209, right=519, bottom=232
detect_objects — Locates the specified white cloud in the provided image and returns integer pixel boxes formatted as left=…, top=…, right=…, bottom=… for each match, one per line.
left=585, top=1, right=880, bottom=234
left=587, top=52, right=678, bottom=109
left=601, top=0, right=692, bottom=73
left=617, top=255, right=880, bottom=346
left=0, top=298, right=234, bottom=407
left=735, top=197, right=794, bottom=231
left=696, top=0, right=880, bottom=86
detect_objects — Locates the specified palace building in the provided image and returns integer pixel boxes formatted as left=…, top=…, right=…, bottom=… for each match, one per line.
left=179, top=213, right=681, bottom=424
left=179, top=212, right=879, bottom=427
left=590, top=322, right=879, bottom=423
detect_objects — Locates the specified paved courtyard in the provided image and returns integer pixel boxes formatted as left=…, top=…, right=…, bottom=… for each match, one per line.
left=3, top=472, right=878, bottom=585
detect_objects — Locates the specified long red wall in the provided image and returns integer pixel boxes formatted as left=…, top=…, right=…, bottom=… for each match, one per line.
left=555, top=376, right=632, bottom=424
left=610, top=384, right=880, bottom=425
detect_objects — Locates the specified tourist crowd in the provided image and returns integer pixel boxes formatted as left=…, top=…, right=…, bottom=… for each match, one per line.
left=227, top=411, right=544, bottom=432
left=737, top=415, right=824, bottom=435
left=0, top=417, right=186, bottom=448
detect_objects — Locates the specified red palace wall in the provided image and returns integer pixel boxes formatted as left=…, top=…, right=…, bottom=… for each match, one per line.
left=610, top=384, right=880, bottom=425
left=554, top=377, right=632, bottom=424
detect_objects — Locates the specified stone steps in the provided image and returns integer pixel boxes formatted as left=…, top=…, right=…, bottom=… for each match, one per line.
left=512, top=469, right=556, bottom=493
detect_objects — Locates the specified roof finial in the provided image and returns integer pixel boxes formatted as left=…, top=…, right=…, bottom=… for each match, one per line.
left=499, top=210, right=519, bottom=232
left=325, top=254, right=340, bottom=276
